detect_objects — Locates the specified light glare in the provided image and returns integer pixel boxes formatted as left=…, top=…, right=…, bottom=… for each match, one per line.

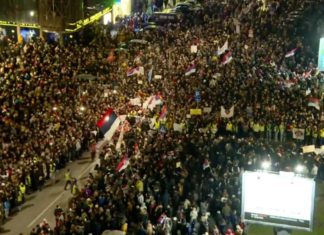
left=262, top=161, right=271, bottom=170
left=295, top=164, right=304, bottom=173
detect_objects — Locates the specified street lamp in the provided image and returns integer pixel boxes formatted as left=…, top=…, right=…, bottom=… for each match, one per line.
left=29, top=11, right=35, bottom=17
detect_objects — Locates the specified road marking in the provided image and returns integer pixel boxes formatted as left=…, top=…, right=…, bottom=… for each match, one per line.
left=27, top=191, right=65, bottom=228
left=27, top=156, right=97, bottom=228
left=26, top=141, right=106, bottom=229
left=77, top=161, right=95, bottom=180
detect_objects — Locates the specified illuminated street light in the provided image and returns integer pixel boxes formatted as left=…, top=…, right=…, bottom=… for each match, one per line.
left=30, top=11, right=35, bottom=17
left=261, top=161, right=271, bottom=170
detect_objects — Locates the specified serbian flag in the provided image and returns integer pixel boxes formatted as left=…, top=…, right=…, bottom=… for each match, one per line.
left=127, top=67, right=140, bottom=76
left=143, top=94, right=163, bottom=110
left=285, top=48, right=297, bottom=58
left=97, top=108, right=121, bottom=140
left=221, top=51, right=232, bottom=65
left=148, top=66, right=153, bottom=82
left=116, top=156, right=129, bottom=172
left=308, top=97, right=320, bottom=110
left=185, top=64, right=196, bottom=76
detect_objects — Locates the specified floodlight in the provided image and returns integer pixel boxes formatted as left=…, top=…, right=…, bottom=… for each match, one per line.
left=295, top=164, right=304, bottom=173
left=261, top=161, right=271, bottom=170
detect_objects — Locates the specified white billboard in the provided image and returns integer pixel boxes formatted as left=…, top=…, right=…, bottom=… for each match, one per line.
left=318, top=38, right=324, bottom=71
left=241, top=171, right=316, bottom=231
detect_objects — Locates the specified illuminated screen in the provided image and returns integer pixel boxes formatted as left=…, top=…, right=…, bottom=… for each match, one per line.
left=241, top=171, right=316, bottom=231
left=0, top=27, right=6, bottom=40
left=318, top=37, right=324, bottom=71
left=20, top=28, right=38, bottom=41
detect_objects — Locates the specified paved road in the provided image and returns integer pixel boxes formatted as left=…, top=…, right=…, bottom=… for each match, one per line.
left=0, top=150, right=100, bottom=235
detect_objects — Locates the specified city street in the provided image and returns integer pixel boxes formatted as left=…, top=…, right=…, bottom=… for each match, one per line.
left=0, top=149, right=100, bottom=234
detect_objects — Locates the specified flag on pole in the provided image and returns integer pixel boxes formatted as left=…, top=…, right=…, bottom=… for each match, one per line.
left=221, top=51, right=233, bottom=65
left=185, top=64, right=196, bottom=76
left=97, top=108, right=121, bottom=140
left=221, top=106, right=234, bottom=118
left=292, top=128, right=305, bottom=140
left=308, top=97, right=320, bottom=110
left=127, top=67, right=140, bottom=76
left=116, top=125, right=125, bottom=151
left=116, top=156, right=129, bottom=172
left=217, top=41, right=228, bottom=55
left=149, top=94, right=163, bottom=110
left=148, top=67, right=153, bottom=82
left=285, top=48, right=297, bottom=58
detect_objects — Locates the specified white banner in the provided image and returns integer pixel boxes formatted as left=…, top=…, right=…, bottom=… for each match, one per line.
left=221, top=106, right=234, bottom=118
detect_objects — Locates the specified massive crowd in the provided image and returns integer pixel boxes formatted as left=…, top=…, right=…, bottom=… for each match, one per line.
left=0, top=0, right=323, bottom=234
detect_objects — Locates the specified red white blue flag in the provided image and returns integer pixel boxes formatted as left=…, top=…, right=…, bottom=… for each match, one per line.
left=185, top=64, right=196, bottom=76
left=96, top=108, right=121, bottom=140
left=116, top=156, right=129, bottom=172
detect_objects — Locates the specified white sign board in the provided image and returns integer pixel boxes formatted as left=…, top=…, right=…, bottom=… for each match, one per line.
left=241, top=171, right=315, bottom=231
